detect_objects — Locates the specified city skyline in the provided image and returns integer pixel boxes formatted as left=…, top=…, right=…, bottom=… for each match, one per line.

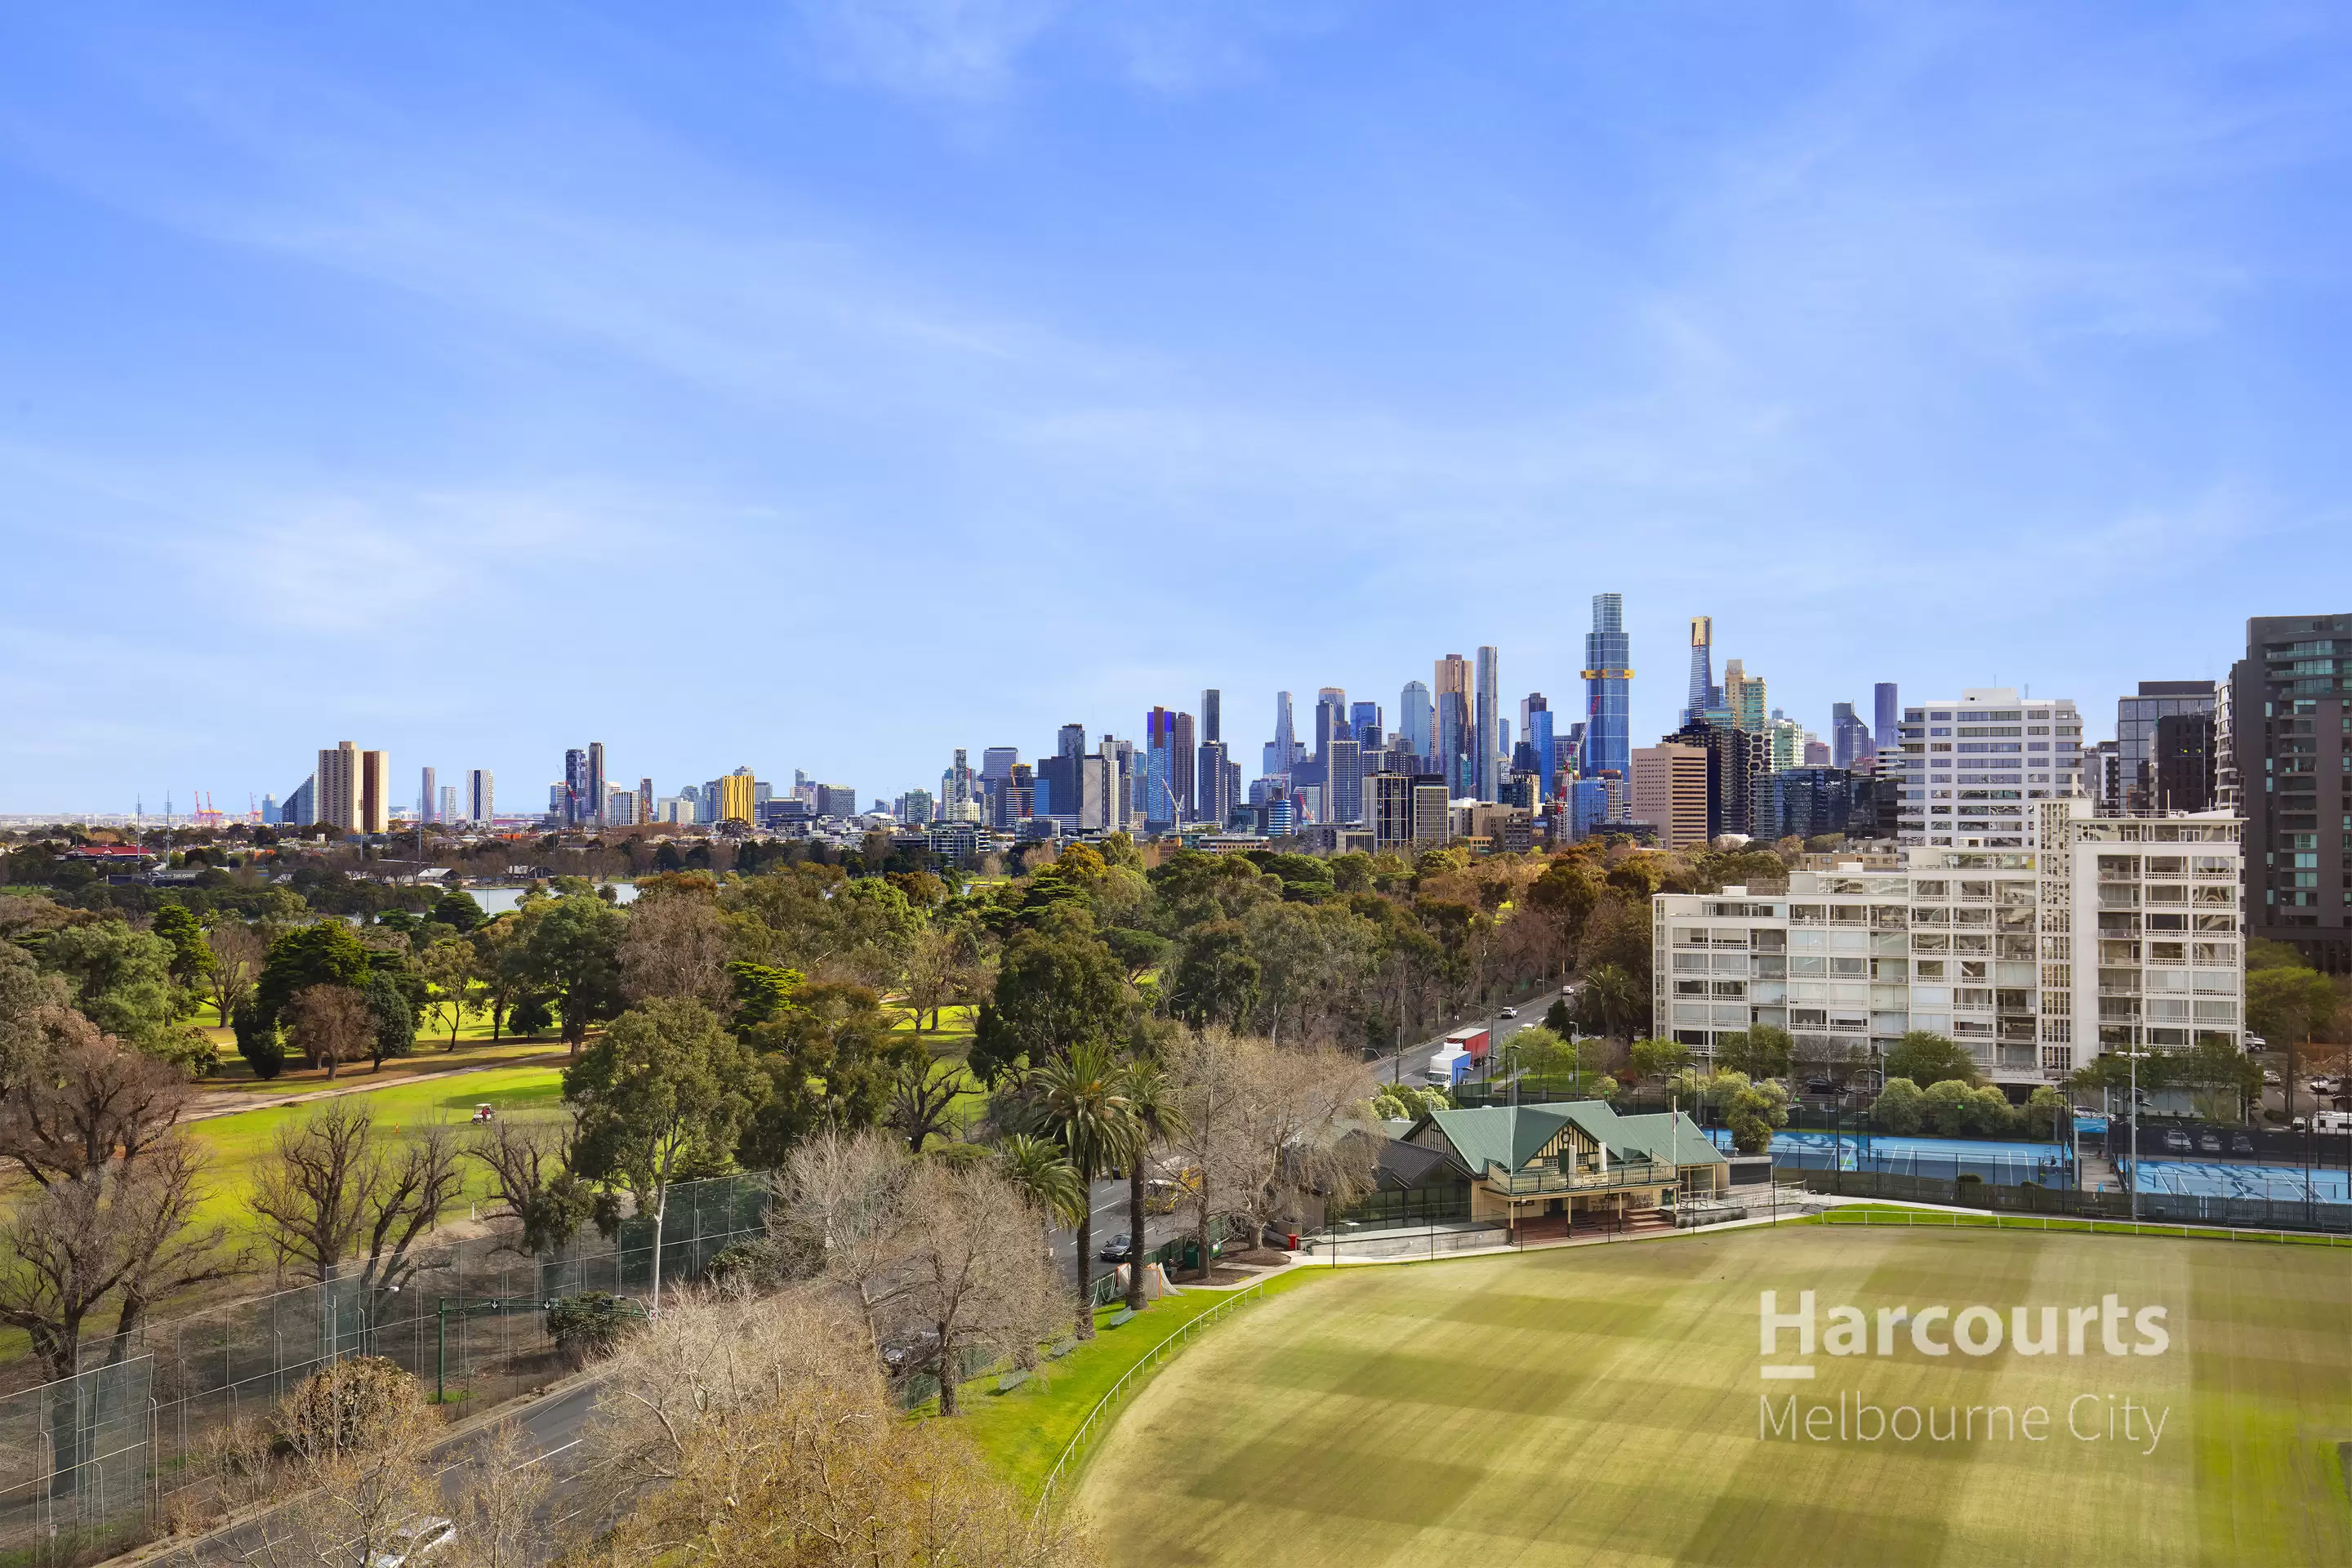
left=2, top=7, right=2341, bottom=811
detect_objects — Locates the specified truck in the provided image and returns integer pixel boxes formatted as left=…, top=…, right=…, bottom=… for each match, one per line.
left=1445, top=1026, right=1492, bottom=1062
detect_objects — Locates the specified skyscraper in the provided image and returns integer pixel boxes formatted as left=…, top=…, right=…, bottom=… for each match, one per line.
left=1526, top=701, right=1555, bottom=796
left=586, top=742, right=607, bottom=826
left=359, top=748, right=388, bottom=835
left=317, top=742, right=359, bottom=833
left=1398, top=680, right=1433, bottom=760
left=639, top=777, right=654, bottom=823
left=1196, top=688, right=1231, bottom=827
left=1582, top=594, right=1632, bottom=782
left=439, top=785, right=459, bottom=824
left=1265, top=691, right=1294, bottom=779
left=420, top=766, right=437, bottom=824
left=1146, top=707, right=1181, bottom=826
left=564, top=749, right=589, bottom=826
left=1328, top=737, right=1363, bottom=824
left=1873, top=682, right=1900, bottom=755
left=1890, top=688, right=2085, bottom=849
left=2223, top=612, right=2349, bottom=970
left=1473, top=646, right=1501, bottom=802
left=1435, top=654, right=1472, bottom=796
left=466, top=769, right=493, bottom=824
left=1685, top=617, right=1715, bottom=724
left=1200, top=688, right=1222, bottom=745
left=1830, top=702, right=1873, bottom=768
left=1350, top=701, right=1382, bottom=746
left=2116, top=681, right=2216, bottom=813
left=940, top=749, right=980, bottom=822
left=1722, top=661, right=1766, bottom=733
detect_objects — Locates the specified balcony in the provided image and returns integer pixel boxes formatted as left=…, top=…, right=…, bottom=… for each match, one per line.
left=1483, top=1160, right=1673, bottom=1197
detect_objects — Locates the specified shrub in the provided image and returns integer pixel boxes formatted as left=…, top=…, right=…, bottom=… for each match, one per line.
left=1872, top=1077, right=1925, bottom=1134
left=277, top=1356, right=420, bottom=1461
left=231, top=997, right=284, bottom=1080
left=546, top=1291, right=645, bottom=1369
left=1723, top=1076, right=1791, bottom=1154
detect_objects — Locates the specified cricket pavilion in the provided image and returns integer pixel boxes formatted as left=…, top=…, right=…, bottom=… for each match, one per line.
left=1398, top=1100, right=1729, bottom=1243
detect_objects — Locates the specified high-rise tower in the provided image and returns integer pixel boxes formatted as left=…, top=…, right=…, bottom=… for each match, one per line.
left=1398, top=680, right=1434, bottom=761
left=1685, top=617, right=1715, bottom=725
left=1474, top=646, right=1501, bottom=802
left=1582, top=594, right=1632, bottom=783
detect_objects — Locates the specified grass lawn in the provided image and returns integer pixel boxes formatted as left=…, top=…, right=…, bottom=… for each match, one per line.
left=1077, top=1226, right=2352, bottom=1566
left=952, top=1276, right=1321, bottom=1495
left=183, top=1064, right=568, bottom=1236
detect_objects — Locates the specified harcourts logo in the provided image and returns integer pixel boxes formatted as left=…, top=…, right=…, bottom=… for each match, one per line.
left=1755, top=1290, right=2175, bottom=1455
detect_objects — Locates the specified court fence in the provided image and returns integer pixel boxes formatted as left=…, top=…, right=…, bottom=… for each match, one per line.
left=0, top=1173, right=767, bottom=1568
left=1792, top=1168, right=2352, bottom=1234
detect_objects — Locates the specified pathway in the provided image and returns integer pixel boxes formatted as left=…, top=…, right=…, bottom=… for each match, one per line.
left=185, top=1048, right=570, bottom=1123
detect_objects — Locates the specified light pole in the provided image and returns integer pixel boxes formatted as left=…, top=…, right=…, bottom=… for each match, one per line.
left=2116, top=1048, right=2151, bottom=1222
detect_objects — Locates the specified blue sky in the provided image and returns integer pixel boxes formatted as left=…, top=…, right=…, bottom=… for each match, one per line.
left=4, top=3, right=2350, bottom=814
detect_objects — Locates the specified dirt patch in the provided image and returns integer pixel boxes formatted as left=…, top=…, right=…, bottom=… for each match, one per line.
left=1171, top=1265, right=1260, bottom=1286
left=1215, top=1246, right=1294, bottom=1267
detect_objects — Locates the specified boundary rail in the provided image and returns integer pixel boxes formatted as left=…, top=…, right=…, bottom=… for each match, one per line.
left=1031, top=1279, right=1271, bottom=1522
left=1819, top=1206, right=2352, bottom=1247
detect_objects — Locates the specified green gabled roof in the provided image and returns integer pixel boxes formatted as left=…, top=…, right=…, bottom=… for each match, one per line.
left=1418, top=1101, right=1724, bottom=1172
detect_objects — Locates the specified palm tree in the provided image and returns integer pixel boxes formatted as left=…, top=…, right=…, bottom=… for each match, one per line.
left=996, top=1134, right=1086, bottom=1234
left=1031, top=1040, right=1142, bottom=1339
left=1119, top=1058, right=1190, bottom=1311
left=1576, top=962, right=1644, bottom=1045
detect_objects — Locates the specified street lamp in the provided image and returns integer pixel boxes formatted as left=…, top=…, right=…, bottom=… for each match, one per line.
left=2114, top=1047, right=2152, bottom=1222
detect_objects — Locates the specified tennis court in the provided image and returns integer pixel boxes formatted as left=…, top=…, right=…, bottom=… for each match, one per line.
left=1713, top=1128, right=2071, bottom=1183
left=2132, top=1158, right=2351, bottom=1202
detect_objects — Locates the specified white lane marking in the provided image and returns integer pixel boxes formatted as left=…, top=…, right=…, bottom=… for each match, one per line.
left=520, top=1439, right=581, bottom=1468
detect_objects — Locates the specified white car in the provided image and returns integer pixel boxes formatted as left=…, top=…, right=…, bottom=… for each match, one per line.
left=371, top=1518, right=455, bottom=1568
left=1499, top=1006, right=1518, bottom=1019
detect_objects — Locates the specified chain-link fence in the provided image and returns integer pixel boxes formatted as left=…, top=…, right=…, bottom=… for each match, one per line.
left=0, top=1174, right=768, bottom=1568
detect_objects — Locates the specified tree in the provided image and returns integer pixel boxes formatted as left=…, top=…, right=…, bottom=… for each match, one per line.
left=1541, top=996, right=1575, bottom=1036
left=995, top=1134, right=1085, bottom=1232
left=1722, top=1076, right=1791, bottom=1153
left=564, top=998, right=764, bottom=1312
left=522, top=894, right=628, bottom=1054
left=229, top=997, right=285, bottom=1080
left=360, top=969, right=419, bottom=1071
left=1167, top=920, right=1261, bottom=1032
left=1575, top=963, right=1646, bottom=1043
left=767, top=1128, right=911, bottom=1341
left=40, top=921, right=185, bottom=1058
left=427, top=888, right=488, bottom=935
left=284, top=983, right=372, bottom=1080
left=151, top=905, right=209, bottom=989
left=1885, top=1031, right=1978, bottom=1089
left=1716, top=1024, right=1793, bottom=1083
left=2172, top=1035, right=2264, bottom=1124
left=2247, top=964, right=2339, bottom=1115
left=254, top=920, right=373, bottom=1027
left=1628, top=1036, right=1690, bottom=1088
left=980, top=913, right=1131, bottom=1080
left=737, top=982, right=923, bottom=1166
left=249, top=1102, right=463, bottom=1294
left=1228, top=1042, right=1376, bottom=1244
left=617, top=891, right=732, bottom=1008
left=203, top=922, right=265, bottom=1035
left=0, top=1027, right=194, bottom=1187
left=1120, top=1058, right=1187, bottom=1311
left=466, top=1118, right=594, bottom=1254
left=584, top=1294, right=1087, bottom=1565
left=1524, top=859, right=1601, bottom=978
left=1030, top=1039, right=1140, bottom=1339
left=1872, top=1076, right=1925, bottom=1133
left=884, top=1059, right=963, bottom=1153
left=1506, top=1024, right=1577, bottom=1082
left=420, top=937, right=479, bottom=1049
left=1102, top=926, right=1173, bottom=985
left=1164, top=1027, right=1260, bottom=1280
left=888, top=1160, right=1067, bottom=1414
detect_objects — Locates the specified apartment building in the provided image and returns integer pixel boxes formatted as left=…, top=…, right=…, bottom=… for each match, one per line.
left=1886, top=688, right=2084, bottom=847
left=1631, top=742, right=1710, bottom=849
left=1651, top=797, right=2242, bottom=1090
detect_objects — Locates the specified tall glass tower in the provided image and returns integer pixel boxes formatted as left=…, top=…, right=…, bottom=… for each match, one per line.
left=1684, top=617, right=1715, bottom=725
left=1398, top=680, right=1433, bottom=761
left=1474, top=646, right=1501, bottom=801
left=1583, top=593, right=1632, bottom=782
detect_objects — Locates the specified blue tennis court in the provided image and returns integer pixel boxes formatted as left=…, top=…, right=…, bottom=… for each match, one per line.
left=1710, top=1128, right=2072, bottom=1181
left=2132, top=1160, right=2351, bottom=1202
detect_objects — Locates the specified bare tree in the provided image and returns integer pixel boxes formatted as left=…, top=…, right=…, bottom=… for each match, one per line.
left=884, top=1160, right=1068, bottom=1416
left=285, top=982, right=372, bottom=1080
left=885, top=1058, right=962, bottom=1152
left=0, top=1029, right=194, bottom=1187
left=1237, top=1045, right=1379, bottom=1241
left=465, top=1116, right=591, bottom=1254
left=441, top=1420, right=556, bottom=1568
left=768, top=1127, right=911, bottom=1342
left=0, top=1134, right=237, bottom=1379
left=617, top=891, right=733, bottom=1008
left=203, top=921, right=265, bottom=1032
left=584, top=1290, right=1089, bottom=1567
left=1162, top=1028, right=1262, bottom=1276
left=250, top=1102, right=463, bottom=1294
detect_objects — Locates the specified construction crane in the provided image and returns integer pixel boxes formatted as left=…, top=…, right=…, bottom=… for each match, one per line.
left=194, top=791, right=225, bottom=827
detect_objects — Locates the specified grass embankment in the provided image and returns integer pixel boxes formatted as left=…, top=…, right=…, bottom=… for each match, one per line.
left=951, top=1273, right=1323, bottom=1496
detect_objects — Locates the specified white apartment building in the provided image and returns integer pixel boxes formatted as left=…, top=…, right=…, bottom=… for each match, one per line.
left=1651, top=797, right=2242, bottom=1089
left=1886, top=688, right=2084, bottom=848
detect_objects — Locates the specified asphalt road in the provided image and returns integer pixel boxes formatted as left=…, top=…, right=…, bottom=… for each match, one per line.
left=1048, top=1175, right=1181, bottom=1269
left=1367, top=981, right=1576, bottom=1092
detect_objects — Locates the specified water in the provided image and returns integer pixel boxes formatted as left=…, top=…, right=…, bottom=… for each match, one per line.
left=462, top=882, right=639, bottom=915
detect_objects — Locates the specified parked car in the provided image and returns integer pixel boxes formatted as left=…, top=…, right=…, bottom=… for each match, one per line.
left=372, top=1518, right=455, bottom=1568
left=1098, top=1233, right=1134, bottom=1263
left=1805, top=1079, right=1836, bottom=1096
left=2198, top=1132, right=2221, bottom=1153
left=2230, top=1134, right=2256, bottom=1155
left=2162, top=1129, right=2192, bottom=1152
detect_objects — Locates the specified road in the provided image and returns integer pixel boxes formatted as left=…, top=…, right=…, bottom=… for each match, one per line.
left=1048, top=1175, right=1182, bottom=1270
left=1366, top=981, right=1576, bottom=1092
